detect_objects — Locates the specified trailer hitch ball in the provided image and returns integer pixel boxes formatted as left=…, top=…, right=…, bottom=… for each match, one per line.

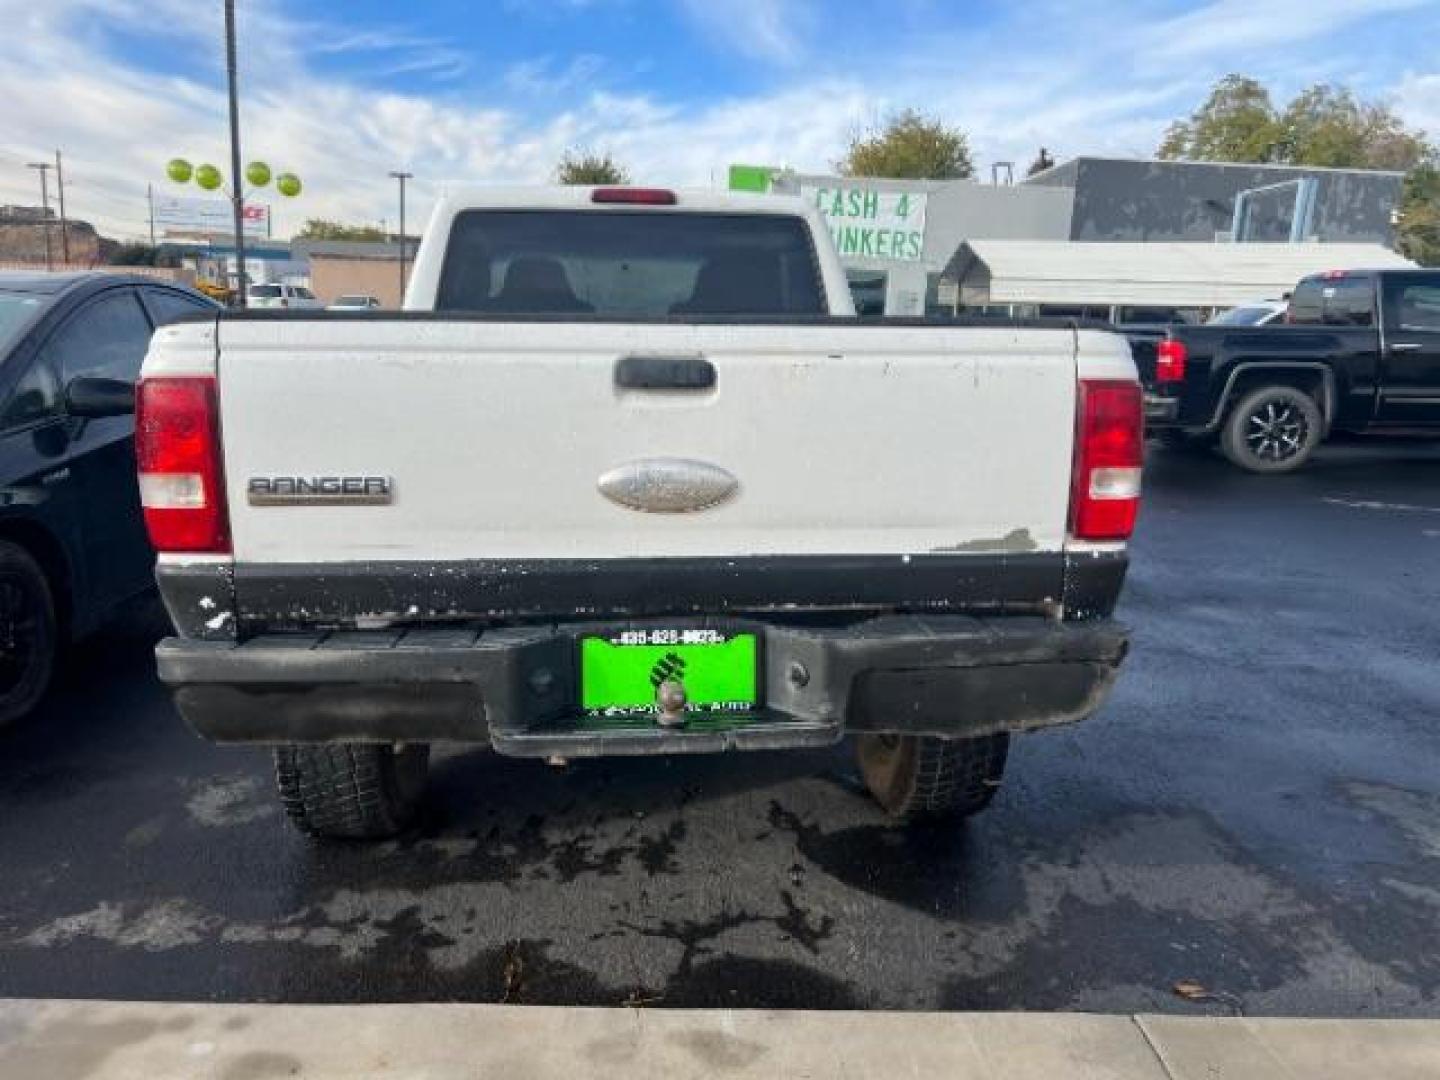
left=656, top=679, right=688, bottom=728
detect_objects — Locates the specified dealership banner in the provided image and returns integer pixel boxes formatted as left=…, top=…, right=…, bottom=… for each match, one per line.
left=155, top=196, right=270, bottom=237
left=800, top=184, right=927, bottom=262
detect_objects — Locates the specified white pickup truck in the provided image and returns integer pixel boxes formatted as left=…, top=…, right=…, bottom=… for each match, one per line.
left=137, top=186, right=1140, bottom=839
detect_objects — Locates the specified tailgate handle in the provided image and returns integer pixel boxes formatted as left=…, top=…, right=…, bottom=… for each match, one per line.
left=615, top=355, right=716, bottom=390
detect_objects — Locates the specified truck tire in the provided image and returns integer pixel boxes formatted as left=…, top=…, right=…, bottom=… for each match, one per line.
left=1220, top=384, right=1323, bottom=473
left=0, top=540, right=57, bottom=729
left=274, top=743, right=429, bottom=839
left=855, top=733, right=1009, bottom=823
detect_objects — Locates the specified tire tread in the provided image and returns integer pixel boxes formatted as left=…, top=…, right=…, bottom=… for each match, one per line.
left=274, top=743, right=427, bottom=839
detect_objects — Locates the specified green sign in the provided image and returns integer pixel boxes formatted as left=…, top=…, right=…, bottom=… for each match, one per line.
left=727, top=164, right=775, bottom=193
left=801, top=183, right=927, bottom=262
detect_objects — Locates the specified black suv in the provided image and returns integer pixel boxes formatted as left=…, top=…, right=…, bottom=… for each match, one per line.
left=0, top=272, right=218, bottom=724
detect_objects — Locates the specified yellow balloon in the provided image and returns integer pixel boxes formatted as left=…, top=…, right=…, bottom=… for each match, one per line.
left=195, top=164, right=223, bottom=191
left=275, top=173, right=302, bottom=197
left=166, top=158, right=193, bottom=184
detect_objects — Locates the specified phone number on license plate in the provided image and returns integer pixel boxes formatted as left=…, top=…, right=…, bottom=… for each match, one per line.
left=608, top=629, right=728, bottom=646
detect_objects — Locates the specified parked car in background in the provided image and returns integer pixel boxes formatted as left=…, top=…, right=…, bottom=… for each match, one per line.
left=143, top=185, right=1139, bottom=840
left=1139, top=268, right=1440, bottom=472
left=0, top=272, right=219, bottom=725
left=246, top=283, right=323, bottom=310
left=327, top=294, right=383, bottom=311
left=1207, top=300, right=1288, bottom=327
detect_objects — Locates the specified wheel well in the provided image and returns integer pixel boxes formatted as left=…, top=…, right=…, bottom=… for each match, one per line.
left=1222, top=368, right=1331, bottom=429
left=0, top=520, right=73, bottom=639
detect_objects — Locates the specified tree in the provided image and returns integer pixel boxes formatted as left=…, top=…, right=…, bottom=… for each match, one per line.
left=840, top=110, right=974, bottom=180
left=555, top=150, right=630, bottom=185
left=1158, top=75, right=1280, bottom=163
left=295, top=219, right=387, bottom=241
left=1159, top=75, right=1438, bottom=263
left=1277, top=85, right=1429, bottom=171
left=1398, top=165, right=1440, bottom=266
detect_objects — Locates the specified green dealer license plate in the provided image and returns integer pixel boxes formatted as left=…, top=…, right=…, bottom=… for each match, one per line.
left=580, top=629, right=759, bottom=718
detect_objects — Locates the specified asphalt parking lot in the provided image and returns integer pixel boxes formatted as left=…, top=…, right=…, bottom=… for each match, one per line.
left=1, top=438, right=1437, bottom=1016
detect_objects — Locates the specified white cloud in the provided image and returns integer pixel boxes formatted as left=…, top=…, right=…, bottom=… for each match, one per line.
left=1393, top=73, right=1440, bottom=139
left=1136, top=0, right=1436, bottom=63
left=504, top=54, right=608, bottom=97
left=678, top=0, right=810, bottom=64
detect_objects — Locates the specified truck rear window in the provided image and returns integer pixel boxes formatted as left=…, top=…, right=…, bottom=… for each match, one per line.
left=1288, top=278, right=1374, bottom=326
left=435, top=210, right=825, bottom=317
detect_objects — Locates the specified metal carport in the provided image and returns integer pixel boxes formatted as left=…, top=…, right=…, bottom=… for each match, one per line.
left=943, top=240, right=1415, bottom=309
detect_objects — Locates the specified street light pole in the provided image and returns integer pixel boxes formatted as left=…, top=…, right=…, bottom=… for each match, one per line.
left=389, top=171, right=412, bottom=306
left=224, top=0, right=247, bottom=308
left=54, top=150, right=70, bottom=264
left=26, top=162, right=53, bottom=271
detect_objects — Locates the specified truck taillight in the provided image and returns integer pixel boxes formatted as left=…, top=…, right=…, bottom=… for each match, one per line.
left=136, top=376, right=231, bottom=554
left=1070, top=379, right=1142, bottom=542
left=1155, top=339, right=1187, bottom=382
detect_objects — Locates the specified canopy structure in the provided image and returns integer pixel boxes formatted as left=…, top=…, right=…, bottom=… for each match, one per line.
left=944, top=241, right=1416, bottom=308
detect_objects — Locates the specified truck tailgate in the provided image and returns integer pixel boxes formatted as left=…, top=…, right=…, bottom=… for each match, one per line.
left=217, top=320, right=1077, bottom=565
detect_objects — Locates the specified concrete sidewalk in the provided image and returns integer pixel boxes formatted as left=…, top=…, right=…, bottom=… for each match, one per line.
left=2, top=999, right=1439, bottom=1079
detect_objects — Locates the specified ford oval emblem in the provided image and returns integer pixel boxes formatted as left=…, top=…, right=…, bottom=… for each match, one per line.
left=597, top=458, right=738, bottom=513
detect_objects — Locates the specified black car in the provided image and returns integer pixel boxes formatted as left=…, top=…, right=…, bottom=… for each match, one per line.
left=1137, top=268, right=1440, bottom=472
left=0, top=272, right=219, bottom=724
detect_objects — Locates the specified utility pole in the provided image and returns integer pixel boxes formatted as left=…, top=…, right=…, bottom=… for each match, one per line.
left=26, top=162, right=54, bottom=271
left=147, top=183, right=156, bottom=247
left=389, top=171, right=412, bottom=306
left=224, top=0, right=247, bottom=307
left=54, top=150, right=69, bottom=264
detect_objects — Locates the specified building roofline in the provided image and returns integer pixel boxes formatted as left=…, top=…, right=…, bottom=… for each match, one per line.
left=1027, top=155, right=1406, bottom=180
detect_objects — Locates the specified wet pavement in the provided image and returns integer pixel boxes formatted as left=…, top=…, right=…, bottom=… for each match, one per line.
left=1, top=438, right=1438, bottom=1015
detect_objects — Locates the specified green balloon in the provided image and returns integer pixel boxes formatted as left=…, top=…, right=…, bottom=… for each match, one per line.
left=275, top=173, right=302, bottom=198
left=194, top=164, right=223, bottom=191
left=245, top=161, right=272, bottom=187
left=166, top=158, right=193, bottom=184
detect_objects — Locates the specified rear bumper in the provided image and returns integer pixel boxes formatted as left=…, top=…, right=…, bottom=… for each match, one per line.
left=157, top=615, right=1129, bottom=757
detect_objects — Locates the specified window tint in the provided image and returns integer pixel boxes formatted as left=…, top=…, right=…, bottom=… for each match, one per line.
left=437, top=210, right=826, bottom=317
left=1326, top=280, right=1374, bottom=326
left=1397, top=285, right=1440, bottom=332
left=250, top=284, right=282, bottom=298
left=1288, top=277, right=1373, bottom=326
left=144, top=288, right=216, bottom=327
left=0, top=292, right=48, bottom=356
left=0, top=354, right=59, bottom=430
left=46, top=289, right=154, bottom=385
left=1287, top=281, right=1325, bottom=324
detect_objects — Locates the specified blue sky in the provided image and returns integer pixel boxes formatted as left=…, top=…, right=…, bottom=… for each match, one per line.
left=1, top=0, right=1437, bottom=240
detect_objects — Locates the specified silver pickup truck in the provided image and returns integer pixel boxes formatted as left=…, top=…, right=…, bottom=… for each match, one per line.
left=138, top=186, right=1141, bottom=839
